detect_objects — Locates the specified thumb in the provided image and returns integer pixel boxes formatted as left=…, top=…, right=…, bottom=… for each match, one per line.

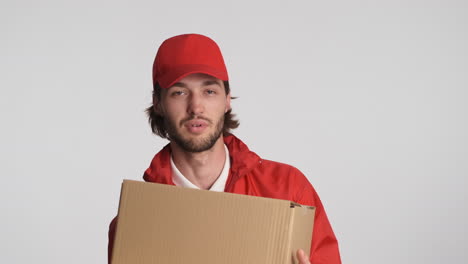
left=296, top=249, right=311, bottom=264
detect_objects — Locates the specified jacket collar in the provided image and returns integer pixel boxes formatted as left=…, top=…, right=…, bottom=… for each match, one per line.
left=143, top=134, right=260, bottom=185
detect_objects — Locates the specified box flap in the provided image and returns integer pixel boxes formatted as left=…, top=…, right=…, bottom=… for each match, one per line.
left=289, top=204, right=315, bottom=264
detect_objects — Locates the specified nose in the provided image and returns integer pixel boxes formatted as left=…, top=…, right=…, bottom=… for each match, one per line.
left=187, top=93, right=204, bottom=116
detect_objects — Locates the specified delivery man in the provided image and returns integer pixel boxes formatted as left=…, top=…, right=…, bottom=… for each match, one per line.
left=108, top=33, right=341, bottom=264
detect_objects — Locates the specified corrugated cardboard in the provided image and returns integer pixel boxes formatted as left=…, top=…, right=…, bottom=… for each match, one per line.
left=112, top=180, right=315, bottom=264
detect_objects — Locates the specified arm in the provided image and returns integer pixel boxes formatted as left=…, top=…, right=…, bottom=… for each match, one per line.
left=108, top=216, right=118, bottom=264
left=293, top=170, right=342, bottom=264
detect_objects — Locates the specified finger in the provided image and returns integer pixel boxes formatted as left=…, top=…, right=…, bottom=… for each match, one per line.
left=296, top=249, right=311, bottom=264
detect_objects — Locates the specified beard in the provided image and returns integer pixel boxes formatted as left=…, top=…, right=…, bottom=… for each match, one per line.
left=165, top=114, right=225, bottom=153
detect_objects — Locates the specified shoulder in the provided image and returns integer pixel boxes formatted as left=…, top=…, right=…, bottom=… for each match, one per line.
left=245, top=158, right=316, bottom=203
left=255, top=159, right=309, bottom=182
left=256, top=159, right=305, bottom=179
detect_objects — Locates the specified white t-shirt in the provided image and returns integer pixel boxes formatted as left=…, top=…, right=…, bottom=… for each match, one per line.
left=170, top=144, right=230, bottom=192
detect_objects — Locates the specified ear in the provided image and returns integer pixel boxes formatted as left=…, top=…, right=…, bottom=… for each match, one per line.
left=153, top=94, right=163, bottom=116
left=225, top=92, right=232, bottom=113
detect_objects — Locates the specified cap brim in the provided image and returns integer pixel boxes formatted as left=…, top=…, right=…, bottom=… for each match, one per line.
left=158, top=64, right=229, bottom=89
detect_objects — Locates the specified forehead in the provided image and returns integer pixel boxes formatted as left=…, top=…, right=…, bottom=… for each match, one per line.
left=173, top=73, right=222, bottom=86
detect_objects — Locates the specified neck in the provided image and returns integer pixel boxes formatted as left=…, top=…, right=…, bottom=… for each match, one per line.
left=170, top=136, right=226, bottom=190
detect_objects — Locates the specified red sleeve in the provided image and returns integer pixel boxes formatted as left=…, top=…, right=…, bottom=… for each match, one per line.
left=294, top=171, right=342, bottom=264
left=108, top=216, right=118, bottom=264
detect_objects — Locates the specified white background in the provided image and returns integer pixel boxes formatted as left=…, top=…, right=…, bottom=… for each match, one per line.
left=1, top=0, right=467, bottom=263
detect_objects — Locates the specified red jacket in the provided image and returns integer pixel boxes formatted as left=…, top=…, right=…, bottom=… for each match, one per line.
left=108, top=134, right=341, bottom=264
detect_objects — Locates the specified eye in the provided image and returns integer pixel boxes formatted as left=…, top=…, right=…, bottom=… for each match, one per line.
left=206, top=89, right=216, bottom=95
left=171, top=90, right=186, bottom=96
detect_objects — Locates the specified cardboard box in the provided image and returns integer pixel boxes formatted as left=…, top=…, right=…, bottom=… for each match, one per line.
left=112, top=180, right=315, bottom=264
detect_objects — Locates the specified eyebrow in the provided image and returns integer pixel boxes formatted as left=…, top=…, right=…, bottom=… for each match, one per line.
left=171, top=79, right=221, bottom=88
left=171, top=82, right=188, bottom=88
left=202, top=80, right=222, bottom=87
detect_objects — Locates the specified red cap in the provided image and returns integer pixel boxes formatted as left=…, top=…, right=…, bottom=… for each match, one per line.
left=152, top=34, right=229, bottom=89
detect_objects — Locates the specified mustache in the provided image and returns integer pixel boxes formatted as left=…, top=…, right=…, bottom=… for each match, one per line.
left=179, top=116, right=212, bottom=126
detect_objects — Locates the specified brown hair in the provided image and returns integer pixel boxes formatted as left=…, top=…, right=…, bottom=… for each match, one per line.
left=145, top=81, right=239, bottom=139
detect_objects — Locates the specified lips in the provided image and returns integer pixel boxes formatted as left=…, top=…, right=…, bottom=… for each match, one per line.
left=183, top=119, right=210, bottom=134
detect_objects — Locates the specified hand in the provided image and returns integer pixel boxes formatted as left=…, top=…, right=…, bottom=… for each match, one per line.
left=296, top=249, right=311, bottom=264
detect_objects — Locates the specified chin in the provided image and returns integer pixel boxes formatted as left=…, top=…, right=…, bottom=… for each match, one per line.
left=174, top=133, right=222, bottom=153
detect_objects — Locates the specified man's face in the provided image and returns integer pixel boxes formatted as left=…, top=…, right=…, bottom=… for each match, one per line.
left=157, top=73, right=231, bottom=153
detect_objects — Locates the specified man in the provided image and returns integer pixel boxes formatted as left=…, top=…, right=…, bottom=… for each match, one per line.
left=108, top=33, right=341, bottom=264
